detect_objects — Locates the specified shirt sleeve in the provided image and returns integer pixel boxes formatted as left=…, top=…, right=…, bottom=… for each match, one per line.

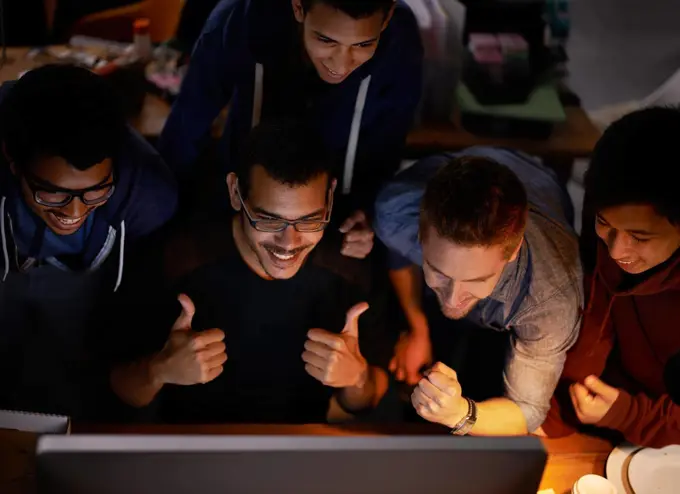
left=540, top=271, right=616, bottom=436
left=597, top=390, right=680, bottom=448
left=158, top=1, right=244, bottom=178
left=373, top=155, right=449, bottom=269
left=504, top=284, right=582, bottom=432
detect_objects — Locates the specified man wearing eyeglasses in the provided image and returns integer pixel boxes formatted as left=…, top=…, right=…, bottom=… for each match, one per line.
left=0, top=65, right=178, bottom=420
left=110, top=120, right=386, bottom=423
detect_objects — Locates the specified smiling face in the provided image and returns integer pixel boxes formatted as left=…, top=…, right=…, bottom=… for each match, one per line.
left=292, top=0, right=392, bottom=84
left=228, top=165, right=333, bottom=280
left=595, top=204, right=680, bottom=274
left=15, top=155, right=114, bottom=236
left=421, top=225, right=520, bottom=320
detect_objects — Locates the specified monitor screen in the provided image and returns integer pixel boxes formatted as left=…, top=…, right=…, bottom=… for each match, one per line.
left=37, top=434, right=547, bottom=494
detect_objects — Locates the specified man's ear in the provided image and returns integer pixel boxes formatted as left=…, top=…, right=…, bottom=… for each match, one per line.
left=226, top=173, right=241, bottom=212
left=508, top=238, right=523, bottom=263
left=381, top=2, right=396, bottom=31
left=291, top=0, right=305, bottom=23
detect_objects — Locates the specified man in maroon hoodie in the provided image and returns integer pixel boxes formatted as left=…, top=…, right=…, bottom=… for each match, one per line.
left=540, top=107, right=680, bottom=447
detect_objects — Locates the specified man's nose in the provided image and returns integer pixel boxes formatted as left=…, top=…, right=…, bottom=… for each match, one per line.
left=62, top=197, right=88, bottom=218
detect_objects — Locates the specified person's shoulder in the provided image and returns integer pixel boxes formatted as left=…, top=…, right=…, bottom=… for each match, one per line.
left=203, top=0, right=250, bottom=33
left=522, top=211, right=583, bottom=312
left=113, top=128, right=178, bottom=231
left=387, top=1, right=421, bottom=40
left=376, top=154, right=451, bottom=211
left=372, top=1, right=422, bottom=68
left=0, top=80, right=16, bottom=107
left=164, top=215, right=236, bottom=284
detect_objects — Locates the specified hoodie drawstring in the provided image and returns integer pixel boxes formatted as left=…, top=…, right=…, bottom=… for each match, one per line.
left=250, top=64, right=372, bottom=195
left=343, top=75, right=371, bottom=195
left=113, top=220, right=125, bottom=292
left=252, top=63, right=264, bottom=128
left=1, top=197, right=8, bottom=282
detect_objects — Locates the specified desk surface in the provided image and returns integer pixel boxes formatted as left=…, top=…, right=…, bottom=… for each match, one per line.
left=1, top=47, right=601, bottom=159
left=75, top=423, right=614, bottom=494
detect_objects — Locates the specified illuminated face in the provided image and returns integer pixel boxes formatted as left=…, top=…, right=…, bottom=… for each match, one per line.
left=595, top=204, right=680, bottom=274
left=15, top=155, right=114, bottom=236
left=421, top=225, right=520, bottom=320
left=228, top=165, right=334, bottom=280
left=292, top=0, right=392, bottom=84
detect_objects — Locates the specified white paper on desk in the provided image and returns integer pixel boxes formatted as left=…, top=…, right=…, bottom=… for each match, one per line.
left=0, top=409, right=70, bottom=434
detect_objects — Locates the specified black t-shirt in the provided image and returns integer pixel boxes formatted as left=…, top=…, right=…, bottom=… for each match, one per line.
left=123, top=218, right=376, bottom=424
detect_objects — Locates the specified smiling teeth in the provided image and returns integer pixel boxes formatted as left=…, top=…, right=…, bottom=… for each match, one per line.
left=272, top=252, right=294, bottom=261
left=55, top=215, right=84, bottom=225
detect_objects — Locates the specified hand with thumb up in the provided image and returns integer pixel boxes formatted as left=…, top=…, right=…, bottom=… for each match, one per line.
left=154, top=294, right=227, bottom=386
left=302, top=302, right=369, bottom=388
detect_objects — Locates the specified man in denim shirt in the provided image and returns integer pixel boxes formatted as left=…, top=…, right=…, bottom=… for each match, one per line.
left=374, top=147, right=582, bottom=435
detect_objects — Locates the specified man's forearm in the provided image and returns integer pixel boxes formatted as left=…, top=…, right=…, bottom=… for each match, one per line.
left=110, top=356, right=164, bottom=408
left=389, top=266, right=429, bottom=337
left=468, top=398, right=529, bottom=436
left=337, top=366, right=387, bottom=413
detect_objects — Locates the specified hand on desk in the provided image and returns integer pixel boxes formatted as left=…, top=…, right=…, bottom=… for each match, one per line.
left=303, top=302, right=370, bottom=388
left=153, top=294, right=227, bottom=386
left=412, top=362, right=469, bottom=429
left=339, top=210, right=374, bottom=259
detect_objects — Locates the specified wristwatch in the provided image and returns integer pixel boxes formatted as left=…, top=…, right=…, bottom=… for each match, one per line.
left=450, top=397, right=477, bottom=436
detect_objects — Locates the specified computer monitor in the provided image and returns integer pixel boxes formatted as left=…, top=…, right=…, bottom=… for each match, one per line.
left=37, top=434, right=547, bottom=494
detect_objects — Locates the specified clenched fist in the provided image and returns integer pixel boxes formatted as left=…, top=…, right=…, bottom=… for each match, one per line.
left=412, top=362, right=469, bottom=429
left=153, top=294, right=227, bottom=386
left=302, top=302, right=370, bottom=388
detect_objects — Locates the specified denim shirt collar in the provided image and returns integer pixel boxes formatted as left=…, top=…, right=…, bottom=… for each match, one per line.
left=488, top=237, right=530, bottom=306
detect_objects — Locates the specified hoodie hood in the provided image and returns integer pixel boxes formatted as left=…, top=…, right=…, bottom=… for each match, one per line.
left=594, top=240, right=680, bottom=297
left=582, top=241, right=680, bottom=346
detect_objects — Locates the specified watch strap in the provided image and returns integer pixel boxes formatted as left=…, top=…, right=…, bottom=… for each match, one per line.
left=450, top=398, right=477, bottom=436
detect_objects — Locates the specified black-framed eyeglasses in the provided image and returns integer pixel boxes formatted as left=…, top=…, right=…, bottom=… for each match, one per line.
left=23, top=172, right=116, bottom=208
left=236, top=180, right=333, bottom=233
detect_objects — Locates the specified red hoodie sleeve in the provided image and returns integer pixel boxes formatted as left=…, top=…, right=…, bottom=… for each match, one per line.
left=541, top=272, right=616, bottom=436
left=597, top=391, right=680, bottom=448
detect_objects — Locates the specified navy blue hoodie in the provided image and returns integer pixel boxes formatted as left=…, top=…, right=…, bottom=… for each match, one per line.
left=0, top=81, right=179, bottom=292
left=159, top=0, right=423, bottom=212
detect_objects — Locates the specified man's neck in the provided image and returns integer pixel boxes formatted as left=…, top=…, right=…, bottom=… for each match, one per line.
left=231, top=215, right=272, bottom=280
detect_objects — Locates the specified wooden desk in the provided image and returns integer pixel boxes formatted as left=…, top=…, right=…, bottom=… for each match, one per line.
left=76, top=423, right=614, bottom=494
left=1, top=47, right=600, bottom=162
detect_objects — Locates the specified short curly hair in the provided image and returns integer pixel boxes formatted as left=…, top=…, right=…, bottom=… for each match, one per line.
left=0, top=64, right=126, bottom=172
left=420, top=156, right=528, bottom=258
left=585, top=106, right=680, bottom=225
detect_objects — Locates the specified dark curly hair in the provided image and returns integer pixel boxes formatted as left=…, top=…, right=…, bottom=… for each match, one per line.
left=1, top=64, right=126, bottom=172
left=237, top=119, right=335, bottom=199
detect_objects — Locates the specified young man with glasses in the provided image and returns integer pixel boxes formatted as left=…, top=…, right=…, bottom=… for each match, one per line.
left=0, top=65, right=178, bottom=419
left=110, top=120, right=386, bottom=423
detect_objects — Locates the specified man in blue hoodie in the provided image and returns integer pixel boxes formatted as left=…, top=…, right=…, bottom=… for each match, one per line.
left=159, top=0, right=423, bottom=259
left=0, top=65, right=178, bottom=420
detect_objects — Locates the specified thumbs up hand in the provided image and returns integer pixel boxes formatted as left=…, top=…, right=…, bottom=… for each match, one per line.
left=154, top=294, right=227, bottom=386
left=303, top=302, right=369, bottom=388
